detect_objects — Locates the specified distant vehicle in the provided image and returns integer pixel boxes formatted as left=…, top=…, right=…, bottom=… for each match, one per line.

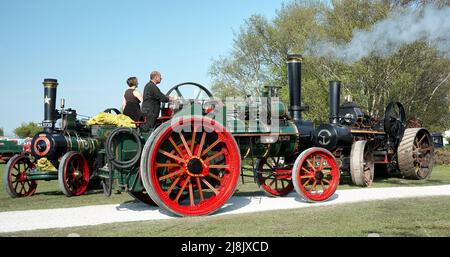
left=0, top=138, right=24, bottom=163
left=432, top=133, right=444, bottom=148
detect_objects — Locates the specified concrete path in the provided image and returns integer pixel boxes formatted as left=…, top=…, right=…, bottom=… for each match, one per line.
left=1, top=185, right=450, bottom=233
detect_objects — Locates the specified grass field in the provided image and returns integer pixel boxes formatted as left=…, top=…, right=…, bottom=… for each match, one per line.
left=2, top=196, right=450, bottom=237
left=1, top=163, right=449, bottom=212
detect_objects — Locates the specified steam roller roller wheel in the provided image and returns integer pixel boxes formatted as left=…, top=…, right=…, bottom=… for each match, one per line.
left=350, top=140, right=374, bottom=187
left=3, top=154, right=37, bottom=198
left=140, top=116, right=241, bottom=216
left=292, top=147, right=340, bottom=203
left=58, top=151, right=90, bottom=197
left=256, top=156, right=293, bottom=197
left=397, top=128, right=435, bottom=180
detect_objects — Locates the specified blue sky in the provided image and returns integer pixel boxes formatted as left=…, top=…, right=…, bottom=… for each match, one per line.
left=0, top=0, right=290, bottom=136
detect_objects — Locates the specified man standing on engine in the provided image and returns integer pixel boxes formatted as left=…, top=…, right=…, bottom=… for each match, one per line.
left=141, top=71, right=173, bottom=132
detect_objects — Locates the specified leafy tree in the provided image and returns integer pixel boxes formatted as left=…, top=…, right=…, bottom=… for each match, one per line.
left=209, top=0, right=450, bottom=130
left=14, top=122, right=41, bottom=138
left=0, top=127, right=4, bottom=137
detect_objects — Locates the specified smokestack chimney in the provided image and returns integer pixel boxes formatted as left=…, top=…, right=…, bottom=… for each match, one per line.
left=329, top=81, right=341, bottom=124
left=42, top=78, right=58, bottom=131
left=287, top=54, right=303, bottom=122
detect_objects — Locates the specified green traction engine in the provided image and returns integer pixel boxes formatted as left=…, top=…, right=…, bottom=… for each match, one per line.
left=3, top=79, right=117, bottom=197
left=100, top=55, right=341, bottom=216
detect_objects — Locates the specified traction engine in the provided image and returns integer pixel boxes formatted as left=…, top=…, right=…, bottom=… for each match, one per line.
left=314, top=81, right=435, bottom=186
left=3, top=79, right=115, bottom=197
left=100, top=55, right=341, bottom=216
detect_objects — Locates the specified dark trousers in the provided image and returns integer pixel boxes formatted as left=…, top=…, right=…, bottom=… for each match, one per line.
left=141, top=108, right=158, bottom=132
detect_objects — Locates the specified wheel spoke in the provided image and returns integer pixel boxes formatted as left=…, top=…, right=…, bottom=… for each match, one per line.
left=196, top=132, right=207, bottom=157
left=202, top=178, right=219, bottom=195
left=308, top=181, right=317, bottom=193
left=175, top=179, right=190, bottom=203
left=166, top=176, right=182, bottom=196
left=156, top=163, right=180, bottom=168
left=190, top=125, right=198, bottom=154
left=209, top=164, right=229, bottom=170
left=306, top=160, right=317, bottom=171
left=301, top=167, right=314, bottom=175
left=201, top=138, right=221, bottom=156
left=179, top=132, right=192, bottom=157
left=208, top=172, right=222, bottom=182
left=188, top=181, right=195, bottom=206
left=417, top=134, right=427, bottom=145
left=175, top=88, right=184, bottom=99
left=168, top=136, right=185, bottom=158
left=159, top=169, right=185, bottom=181
left=204, top=151, right=224, bottom=164
left=196, top=177, right=204, bottom=202
left=321, top=181, right=326, bottom=191
left=269, top=178, right=276, bottom=186
left=302, top=178, right=312, bottom=187
left=158, top=149, right=186, bottom=163
left=318, top=156, right=323, bottom=171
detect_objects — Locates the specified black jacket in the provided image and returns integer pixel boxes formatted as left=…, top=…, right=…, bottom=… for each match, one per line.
left=142, top=81, right=169, bottom=115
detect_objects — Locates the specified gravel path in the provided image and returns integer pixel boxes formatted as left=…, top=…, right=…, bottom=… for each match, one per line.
left=1, top=185, right=450, bottom=233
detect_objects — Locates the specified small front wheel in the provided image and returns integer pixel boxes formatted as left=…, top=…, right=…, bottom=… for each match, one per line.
left=292, top=147, right=339, bottom=202
left=3, top=154, right=37, bottom=198
left=58, top=151, right=90, bottom=197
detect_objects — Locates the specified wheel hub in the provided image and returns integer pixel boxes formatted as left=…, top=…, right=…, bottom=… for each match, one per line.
left=315, top=171, right=324, bottom=180
left=187, top=158, right=204, bottom=175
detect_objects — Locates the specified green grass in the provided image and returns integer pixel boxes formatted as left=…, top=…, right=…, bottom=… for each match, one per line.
left=3, top=196, right=450, bottom=237
left=1, top=163, right=449, bottom=212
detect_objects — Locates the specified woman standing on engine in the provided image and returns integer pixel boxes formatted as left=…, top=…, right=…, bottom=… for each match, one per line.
left=122, top=77, right=144, bottom=121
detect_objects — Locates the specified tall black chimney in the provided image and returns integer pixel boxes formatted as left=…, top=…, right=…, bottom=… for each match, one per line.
left=287, top=54, right=303, bottom=121
left=329, top=80, right=341, bottom=124
left=42, top=78, right=58, bottom=131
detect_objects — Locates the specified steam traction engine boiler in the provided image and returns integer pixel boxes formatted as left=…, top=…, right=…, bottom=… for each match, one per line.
left=101, top=55, right=341, bottom=217
left=3, top=79, right=113, bottom=197
left=314, top=81, right=435, bottom=187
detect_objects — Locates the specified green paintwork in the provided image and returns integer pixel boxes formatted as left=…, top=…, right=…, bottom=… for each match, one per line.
left=27, top=171, right=58, bottom=181
left=97, top=131, right=146, bottom=192
left=171, top=102, right=299, bottom=159
left=0, top=139, right=22, bottom=154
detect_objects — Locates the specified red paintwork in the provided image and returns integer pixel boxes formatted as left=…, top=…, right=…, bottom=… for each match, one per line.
left=7, top=155, right=37, bottom=197
left=148, top=117, right=240, bottom=216
left=62, top=153, right=89, bottom=196
left=295, top=149, right=339, bottom=202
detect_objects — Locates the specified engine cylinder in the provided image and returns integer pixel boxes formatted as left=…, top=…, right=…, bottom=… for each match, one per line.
left=315, top=123, right=353, bottom=151
left=31, top=132, right=98, bottom=160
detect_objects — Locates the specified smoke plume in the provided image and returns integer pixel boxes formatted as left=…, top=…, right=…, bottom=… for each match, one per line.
left=310, top=4, right=450, bottom=62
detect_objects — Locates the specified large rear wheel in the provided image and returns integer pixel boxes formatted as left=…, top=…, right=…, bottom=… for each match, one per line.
left=398, top=128, right=434, bottom=179
left=140, top=116, right=241, bottom=216
left=350, top=140, right=374, bottom=187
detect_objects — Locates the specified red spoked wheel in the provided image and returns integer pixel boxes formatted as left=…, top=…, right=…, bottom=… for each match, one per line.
left=292, top=147, right=339, bottom=202
left=3, top=154, right=37, bottom=198
left=256, top=156, right=293, bottom=197
left=58, top=151, right=90, bottom=197
left=140, top=116, right=241, bottom=216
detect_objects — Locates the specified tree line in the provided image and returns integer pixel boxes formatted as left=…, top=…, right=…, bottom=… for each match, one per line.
left=209, top=0, right=450, bottom=132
